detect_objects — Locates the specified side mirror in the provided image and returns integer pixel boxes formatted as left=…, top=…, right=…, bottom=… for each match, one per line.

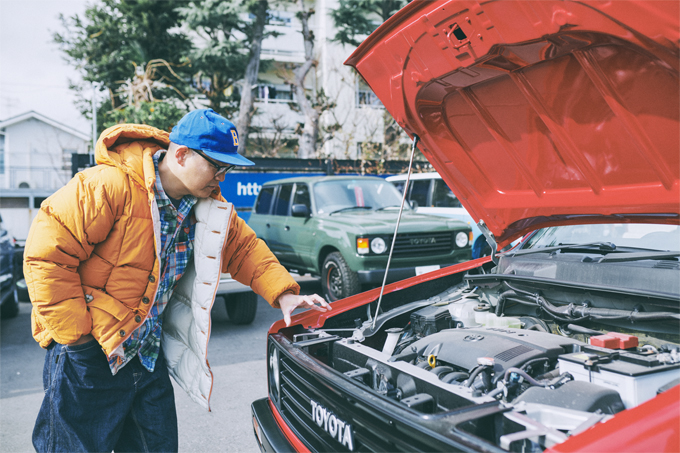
left=291, top=204, right=310, bottom=218
left=410, top=200, right=418, bottom=210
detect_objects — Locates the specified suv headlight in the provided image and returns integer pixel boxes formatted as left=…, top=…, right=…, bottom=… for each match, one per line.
left=268, top=344, right=280, bottom=401
left=370, top=237, right=386, bottom=254
left=357, top=237, right=369, bottom=254
left=455, top=231, right=469, bottom=248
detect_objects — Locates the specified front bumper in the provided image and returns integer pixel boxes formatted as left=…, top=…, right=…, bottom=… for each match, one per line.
left=356, top=262, right=464, bottom=285
left=356, top=266, right=419, bottom=284
left=251, top=398, right=296, bottom=453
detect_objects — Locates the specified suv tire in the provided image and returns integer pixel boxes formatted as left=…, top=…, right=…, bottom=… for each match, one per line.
left=225, top=291, right=258, bottom=325
left=322, top=252, right=360, bottom=302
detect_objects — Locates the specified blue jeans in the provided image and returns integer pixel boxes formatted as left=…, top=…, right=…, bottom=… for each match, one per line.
left=33, top=339, right=178, bottom=452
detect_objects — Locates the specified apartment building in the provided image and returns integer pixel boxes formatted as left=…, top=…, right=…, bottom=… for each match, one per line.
left=251, top=0, right=390, bottom=159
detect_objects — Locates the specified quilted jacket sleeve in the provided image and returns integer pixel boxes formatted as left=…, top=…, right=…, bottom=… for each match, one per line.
left=24, top=167, right=127, bottom=345
left=222, top=210, right=299, bottom=308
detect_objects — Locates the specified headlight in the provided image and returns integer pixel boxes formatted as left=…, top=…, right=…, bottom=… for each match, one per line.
left=268, top=344, right=280, bottom=400
left=370, top=237, right=386, bottom=254
left=455, top=231, right=469, bottom=247
left=356, top=237, right=369, bottom=254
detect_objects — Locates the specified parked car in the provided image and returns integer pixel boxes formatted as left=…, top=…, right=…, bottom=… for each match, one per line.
left=0, top=215, right=20, bottom=319
left=248, top=175, right=472, bottom=301
left=386, top=172, right=488, bottom=257
left=251, top=1, right=680, bottom=452
left=216, top=275, right=259, bottom=325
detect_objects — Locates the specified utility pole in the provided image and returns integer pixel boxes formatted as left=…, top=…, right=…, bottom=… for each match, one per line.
left=91, top=82, right=97, bottom=160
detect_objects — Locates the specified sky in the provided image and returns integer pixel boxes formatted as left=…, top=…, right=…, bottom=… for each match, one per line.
left=0, top=0, right=90, bottom=134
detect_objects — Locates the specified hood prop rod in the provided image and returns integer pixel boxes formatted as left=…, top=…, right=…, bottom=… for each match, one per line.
left=371, top=134, right=419, bottom=330
left=477, top=219, right=499, bottom=265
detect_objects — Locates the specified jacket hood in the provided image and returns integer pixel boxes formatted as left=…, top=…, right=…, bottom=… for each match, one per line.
left=346, top=0, right=679, bottom=245
left=96, top=124, right=171, bottom=192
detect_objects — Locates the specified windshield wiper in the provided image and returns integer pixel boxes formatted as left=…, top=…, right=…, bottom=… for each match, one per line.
left=599, top=251, right=680, bottom=263
left=329, top=206, right=373, bottom=215
left=374, top=205, right=403, bottom=212
left=509, top=241, right=617, bottom=257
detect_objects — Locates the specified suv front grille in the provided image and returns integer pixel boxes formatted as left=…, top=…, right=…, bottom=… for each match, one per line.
left=276, top=351, right=440, bottom=452
left=391, top=232, right=454, bottom=257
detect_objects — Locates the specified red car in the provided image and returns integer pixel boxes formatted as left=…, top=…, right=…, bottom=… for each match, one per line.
left=251, top=1, right=679, bottom=452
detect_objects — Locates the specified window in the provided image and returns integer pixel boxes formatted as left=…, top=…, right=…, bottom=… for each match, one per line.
left=408, top=180, right=430, bottom=208
left=292, top=184, right=311, bottom=210
left=0, top=197, right=29, bottom=208
left=356, top=78, right=383, bottom=108
left=391, top=180, right=405, bottom=194
left=256, top=84, right=294, bottom=103
left=255, top=187, right=275, bottom=214
left=274, top=183, right=293, bottom=216
left=34, top=197, right=47, bottom=208
left=313, top=179, right=406, bottom=214
left=432, top=179, right=462, bottom=207
left=265, top=11, right=293, bottom=27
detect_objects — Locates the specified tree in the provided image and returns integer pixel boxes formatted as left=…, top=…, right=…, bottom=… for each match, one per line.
left=290, top=0, right=336, bottom=158
left=236, top=0, right=269, bottom=154
left=177, top=0, right=251, bottom=118
left=54, top=0, right=194, bottom=132
left=104, top=60, right=188, bottom=131
left=330, top=0, right=407, bottom=47
left=330, top=0, right=411, bottom=162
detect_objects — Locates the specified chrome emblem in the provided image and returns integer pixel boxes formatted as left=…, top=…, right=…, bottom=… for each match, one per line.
left=310, top=399, right=354, bottom=451
left=464, top=334, right=485, bottom=342
left=410, top=237, right=436, bottom=245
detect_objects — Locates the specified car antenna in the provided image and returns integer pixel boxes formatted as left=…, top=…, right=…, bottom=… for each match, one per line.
left=371, top=134, right=419, bottom=330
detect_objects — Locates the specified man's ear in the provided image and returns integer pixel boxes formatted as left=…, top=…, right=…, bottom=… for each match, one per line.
left=174, top=145, right=191, bottom=166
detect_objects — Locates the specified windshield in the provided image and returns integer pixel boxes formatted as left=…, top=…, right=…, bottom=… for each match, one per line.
left=522, top=223, right=680, bottom=252
left=313, top=179, right=407, bottom=214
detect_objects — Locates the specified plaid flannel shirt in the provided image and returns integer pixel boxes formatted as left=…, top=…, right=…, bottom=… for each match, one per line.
left=108, top=154, right=197, bottom=374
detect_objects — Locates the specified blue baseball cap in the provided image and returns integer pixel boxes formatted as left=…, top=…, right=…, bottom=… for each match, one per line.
left=169, top=109, right=254, bottom=166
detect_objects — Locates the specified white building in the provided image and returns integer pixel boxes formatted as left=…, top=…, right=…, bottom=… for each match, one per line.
left=0, top=110, right=90, bottom=241
left=251, top=0, right=391, bottom=159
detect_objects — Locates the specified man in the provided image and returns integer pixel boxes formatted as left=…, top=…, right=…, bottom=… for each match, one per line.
left=24, top=108, right=330, bottom=452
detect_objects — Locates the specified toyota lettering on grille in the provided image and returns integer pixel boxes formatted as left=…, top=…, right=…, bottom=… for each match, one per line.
left=410, top=237, right=436, bottom=245
left=310, top=399, right=355, bottom=451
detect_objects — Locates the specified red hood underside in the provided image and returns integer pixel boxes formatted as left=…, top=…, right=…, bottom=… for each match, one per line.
left=346, top=0, right=680, bottom=245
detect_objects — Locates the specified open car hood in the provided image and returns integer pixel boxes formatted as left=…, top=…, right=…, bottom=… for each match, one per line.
left=346, top=0, right=679, bottom=245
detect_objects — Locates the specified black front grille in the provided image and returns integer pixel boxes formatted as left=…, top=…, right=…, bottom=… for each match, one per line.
left=275, top=352, right=441, bottom=452
left=391, top=232, right=454, bottom=257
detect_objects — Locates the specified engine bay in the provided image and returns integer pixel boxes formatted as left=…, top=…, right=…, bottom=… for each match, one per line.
left=285, top=252, right=680, bottom=451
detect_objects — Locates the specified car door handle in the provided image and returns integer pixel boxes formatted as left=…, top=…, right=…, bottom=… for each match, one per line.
left=284, top=226, right=290, bottom=231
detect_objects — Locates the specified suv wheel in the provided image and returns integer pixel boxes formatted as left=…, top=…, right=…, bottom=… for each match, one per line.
left=322, top=252, right=360, bottom=302
left=225, top=292, right=258, bottom=325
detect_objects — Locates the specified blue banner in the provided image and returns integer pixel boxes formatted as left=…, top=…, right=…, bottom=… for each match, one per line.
left=219, top=172, right=394, bottom=223
left=219, top=172, right=324, bottom=222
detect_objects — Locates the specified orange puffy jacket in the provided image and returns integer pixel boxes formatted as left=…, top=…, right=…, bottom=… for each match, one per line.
left=24, top=124, right=299, bottom=409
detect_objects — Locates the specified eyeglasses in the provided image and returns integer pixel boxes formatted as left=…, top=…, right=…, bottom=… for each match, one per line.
left=193, top=150, right=235, bottom=176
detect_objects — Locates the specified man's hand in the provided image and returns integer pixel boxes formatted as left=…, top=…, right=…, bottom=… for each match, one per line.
left=277, top=293, right=331, bottom=327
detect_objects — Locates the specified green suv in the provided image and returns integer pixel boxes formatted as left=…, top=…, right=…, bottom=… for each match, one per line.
left=248, top=176, right=472, bottom=301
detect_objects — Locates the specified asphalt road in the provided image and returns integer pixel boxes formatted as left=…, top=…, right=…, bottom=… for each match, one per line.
left=0, top=276, right=324, bottom=452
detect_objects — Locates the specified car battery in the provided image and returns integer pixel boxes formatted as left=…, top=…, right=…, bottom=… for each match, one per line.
left=558, top=348, right=680, bottom=408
